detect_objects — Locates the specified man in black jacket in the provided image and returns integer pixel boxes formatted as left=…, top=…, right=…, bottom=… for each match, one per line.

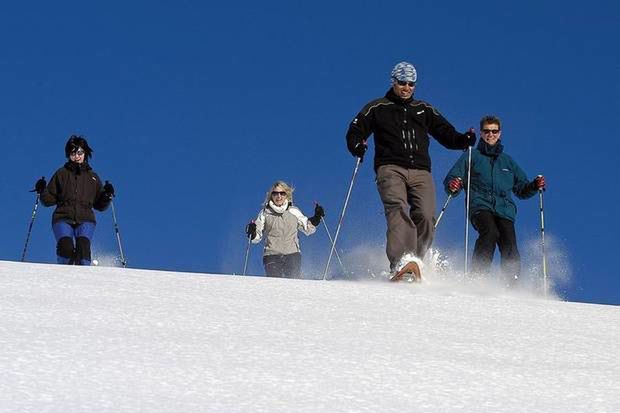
left=346, top=61, right=475, bottom=281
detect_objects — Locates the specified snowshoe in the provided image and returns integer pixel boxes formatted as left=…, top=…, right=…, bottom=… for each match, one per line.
left=389, top=261, right=422, bottom=283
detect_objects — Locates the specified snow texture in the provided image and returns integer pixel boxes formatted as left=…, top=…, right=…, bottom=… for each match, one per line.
left=0, top=260, right=618, bottom=412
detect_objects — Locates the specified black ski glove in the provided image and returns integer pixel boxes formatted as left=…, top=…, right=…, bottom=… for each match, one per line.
left=464, top=129, right=476, bottom=148
left=246, top=222, right=257, bottom=240
left=309, top=204, right=325, bottom=226
left=103, top=181, right=115, bottom=198
left=32, top=177, right=46, bottom=194
left=350, top=141, right=367, bottom=159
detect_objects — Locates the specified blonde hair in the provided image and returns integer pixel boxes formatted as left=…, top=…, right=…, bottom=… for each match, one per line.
left=264, top=180, right=294, bottom=206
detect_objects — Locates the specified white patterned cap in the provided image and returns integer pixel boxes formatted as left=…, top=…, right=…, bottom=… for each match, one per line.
left=390, top=61, right=417, bottom=83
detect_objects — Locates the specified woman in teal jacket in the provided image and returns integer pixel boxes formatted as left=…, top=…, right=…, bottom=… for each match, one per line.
left=443, top=115, right=545, bottom=284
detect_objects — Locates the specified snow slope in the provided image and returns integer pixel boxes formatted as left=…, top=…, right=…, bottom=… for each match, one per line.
left=0, top=260, right=618, bottom=412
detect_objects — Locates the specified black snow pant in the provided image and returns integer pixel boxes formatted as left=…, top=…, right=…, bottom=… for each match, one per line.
left=470, top=210, right=520, bottom=284
left=263, top=252, right=302, bottom=279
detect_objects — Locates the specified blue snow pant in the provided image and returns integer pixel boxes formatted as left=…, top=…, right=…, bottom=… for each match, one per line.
left=52, top=221, right=96, bottom=265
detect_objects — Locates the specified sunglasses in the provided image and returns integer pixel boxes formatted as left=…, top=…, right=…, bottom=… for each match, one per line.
left=70, top=149, right=85, bottom=156
left=271, top=191, right=287, bottom=197
left=482, top=129, right=500, bottom=135
left=395, top=79, right=415, bottom=87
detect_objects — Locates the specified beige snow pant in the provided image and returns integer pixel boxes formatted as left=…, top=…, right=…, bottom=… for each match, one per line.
left=376, top=165, right=436, bottom=270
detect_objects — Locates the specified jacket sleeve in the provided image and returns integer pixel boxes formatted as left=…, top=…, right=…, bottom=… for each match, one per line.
left=40, top=171, right=60, bottom=207
left=92, top=173, right=112, bottom=211
left=511, top=160, right=537, bottom=200
left=289, top=207, right=317, bottom=236
left=426, top=104, right=469, bottom=150
left=251, top=209, right=266, bottom=244
left=442, top=152, right=468, bottom=196
left=345, top=102, right=376, bottom=155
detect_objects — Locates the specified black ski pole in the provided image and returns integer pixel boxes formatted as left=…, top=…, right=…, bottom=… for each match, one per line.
left=538, top=177, right=548, bottom=297
left=110, top=199, right=127, bottom=268
left=21, top=194, right=41, bottom=262
left=323, top=156, right=361, bottom=280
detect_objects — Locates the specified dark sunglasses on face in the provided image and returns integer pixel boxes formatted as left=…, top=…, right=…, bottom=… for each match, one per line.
left=71, top=149, right=85, bottom=156
left=271, top=191, right=287, bottom=197
left=395, top=79, right=415, bottom=87
left=482, top=129, right=500, bottom=135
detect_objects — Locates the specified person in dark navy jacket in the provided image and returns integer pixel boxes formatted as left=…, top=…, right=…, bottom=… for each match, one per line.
left=34, top=135, right=114, bottom=265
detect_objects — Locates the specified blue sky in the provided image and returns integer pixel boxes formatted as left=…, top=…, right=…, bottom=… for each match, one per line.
left=1, top=1, right=618, bottom=305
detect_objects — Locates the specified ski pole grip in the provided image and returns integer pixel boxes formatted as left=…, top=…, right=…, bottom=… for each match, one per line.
left=536, top=175, right=546, bottom=192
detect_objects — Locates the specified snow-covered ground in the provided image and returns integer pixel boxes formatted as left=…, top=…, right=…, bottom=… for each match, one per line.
left=0, top=260, right=618, bottom=412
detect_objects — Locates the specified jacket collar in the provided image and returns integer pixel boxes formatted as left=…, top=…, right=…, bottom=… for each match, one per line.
left=267, top=200, right=290, bottom=214
left=477, top=140, right=504, bottom=157
left=64, top=161, right=92, bottom=174
left=385, top=88, right=413, bottom=105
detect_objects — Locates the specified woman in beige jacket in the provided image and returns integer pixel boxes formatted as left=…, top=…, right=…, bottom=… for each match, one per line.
left=246, top=181, right=324, bottom=278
